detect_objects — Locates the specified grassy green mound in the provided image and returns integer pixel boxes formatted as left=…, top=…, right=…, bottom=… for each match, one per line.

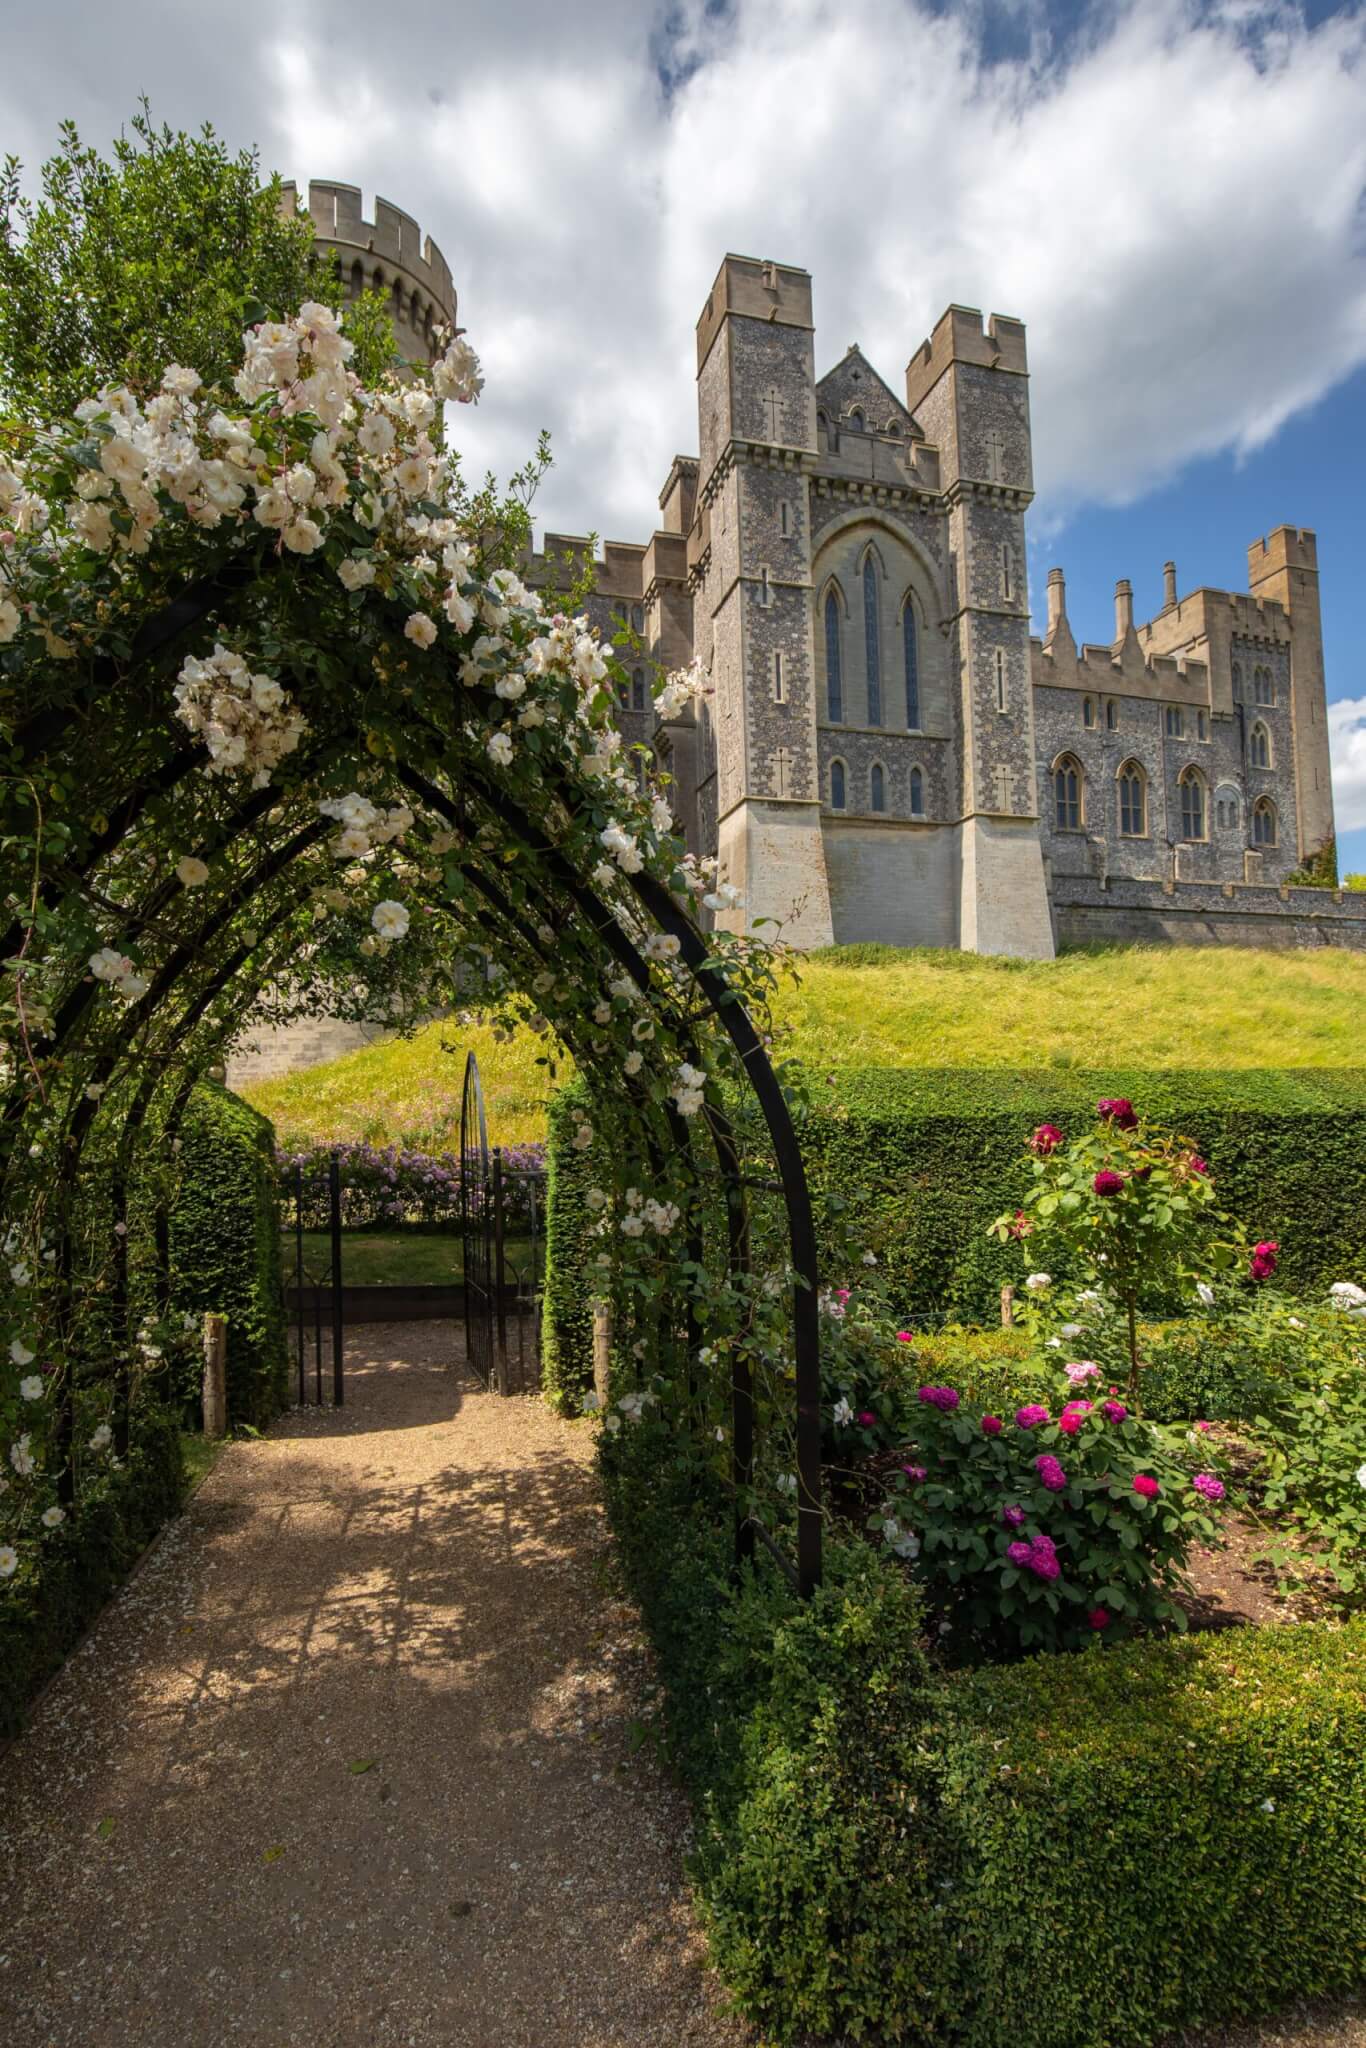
left=241, top=944, right=1366, bottom=1151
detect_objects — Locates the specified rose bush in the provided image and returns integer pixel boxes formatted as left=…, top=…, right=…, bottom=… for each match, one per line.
left=866, top=1372, right=1225, bottom=1654
left=278, top=1138, right=545, bottom=1230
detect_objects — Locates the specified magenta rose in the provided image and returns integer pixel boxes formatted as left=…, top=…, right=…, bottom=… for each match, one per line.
left=895, top=1331, right=914, bottom=1343
left=918, top=1385, right=960, bottom=1412
left=1097, top=1097, right=1138, bottom=1130
left=857, top=1410, right=876, bottom=1426
left=1193, top=1473, right=1225, bottom=1502
left=1035, top=1453, right=1067, bottom=1493
left=1030, top=1123, right=1064, bottom=1156
left=1092, top=1170, right=1126, bottom=1197
left=1132, top=1473, right=1161, bottom=1499
left=1250, top=1240, right=1280, bottom=1283
left=902, top=1464, right=927, bottom=1483
left=1189, top=1155, right=1211, bottom=1177
left=1058, top=1401, right=1092, bottom=1435
left=1015, top=1404, right=1050, bottom=1429
left=980, top=1414, right=1003, bottom=1437
left=1006, top=1539, right=1033, bottom=1568
left=1027, top=1533, right=1060, bottom=1581
left=1101, top=1399, right=1128, bottom=1423
left=1001, top=1503, right=1027, bottom=1530
left=1088, top=1607, right=1112, bottom=1630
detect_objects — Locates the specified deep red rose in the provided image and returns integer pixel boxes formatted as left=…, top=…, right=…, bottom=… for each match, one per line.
left=1030, top=1123, right=1064, bottom=1156
left=1097, top=1097, right=1138, bottom=1130
left=981, top=1414, right=1003, bottom=1437
left=1092, top=1169, right=1126, bottom=1197
left=1132, top=1473, right=1161, bottom=1499
left=1088, top=1608, right=1112, bottom=1630
left=1250, top=1239, right=1280, bottom=1283
left=1189, top=1155, right=1210, bottom=1177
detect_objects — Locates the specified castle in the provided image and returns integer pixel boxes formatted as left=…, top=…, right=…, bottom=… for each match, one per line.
left=278, top=181, right=1362, bottom=971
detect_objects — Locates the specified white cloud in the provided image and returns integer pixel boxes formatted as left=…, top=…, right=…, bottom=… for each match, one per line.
left=1328, top=695, right=1366, bottom=832
left=2, top=0, right=1365, bottom=549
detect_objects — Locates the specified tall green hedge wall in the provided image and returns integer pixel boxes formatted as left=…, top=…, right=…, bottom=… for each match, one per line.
left=170, top=1084, right=287, bottom=1425
left=541, top=1086, right=603, bottom=1410
left=543, top=1069, right=1366, bottom=1395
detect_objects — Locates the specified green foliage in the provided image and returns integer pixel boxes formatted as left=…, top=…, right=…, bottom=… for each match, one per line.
left=0, top=106, right=396, bottom=418
left=938, top=1621, right=1366, bottom=2047
left=1254, top=1308, right=1366, bottom=1591
left=541, top=1086, right=600, bottom=1410
left=1284, top=834, right=1340, bottom=889
left=0, top=1402, right=184, bottom=1736
left=170, top=1085, right=287, bottom=1426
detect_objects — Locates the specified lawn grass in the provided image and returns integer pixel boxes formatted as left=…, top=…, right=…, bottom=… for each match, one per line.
left=282, top=1229, right=540, bottom=1288
left=239, top=943, right=1366, bottom=1149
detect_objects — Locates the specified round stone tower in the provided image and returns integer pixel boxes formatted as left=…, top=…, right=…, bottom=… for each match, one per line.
left=279, top=179, right=457, bottom=366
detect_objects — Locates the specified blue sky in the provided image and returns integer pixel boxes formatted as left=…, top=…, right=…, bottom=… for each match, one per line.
left=2, top=0, right=1364, bottom=866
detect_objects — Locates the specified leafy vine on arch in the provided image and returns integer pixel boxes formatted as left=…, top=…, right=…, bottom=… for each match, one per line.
left=0, top=302, right=825, bottom=1594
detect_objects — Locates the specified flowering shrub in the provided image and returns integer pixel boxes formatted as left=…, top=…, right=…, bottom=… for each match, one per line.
left=1254, top=1323, right=1366, bottom=1594
left=277, top=1138, right=545, bottom=1230
left=992, top=1096, right=1247, bottom=1399
left=869, top=1374, right=1225, bottom=1653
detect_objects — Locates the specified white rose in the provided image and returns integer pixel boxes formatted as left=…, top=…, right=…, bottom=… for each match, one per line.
left=40, top=1505, right=65, bottom=1529
left=0, top=596, right=20, bottom=643
left=338, top=557, right=376, bottom=591
left=0, top=1546, right=16, bottom=1577
left=18, top=1376, right=43, bottom=1401
left=252, top=486, right=291, bottom=529
left=404, top=612, right=437, bottom=649
left=357, top=410, right=396, bottom=456
left=486, top=732, right=513, bottom=768
left=175, top=855, right=210, bottom=888
left=281, top=517, right=323, bottom=555
left=370, top=900, right=411, bottom=941
left=10, top=1339, right=34, bottom=1366
left=1024, top=1273, right=1051, bottom=1293
left=98, top=436, right=148, bottom=487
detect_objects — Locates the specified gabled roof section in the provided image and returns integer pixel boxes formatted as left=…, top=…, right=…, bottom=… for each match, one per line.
left=816, top=344, right=920, bottom=437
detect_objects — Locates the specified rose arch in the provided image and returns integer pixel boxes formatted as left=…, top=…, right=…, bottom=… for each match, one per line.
left=0, top=303, right=825, bottom=1598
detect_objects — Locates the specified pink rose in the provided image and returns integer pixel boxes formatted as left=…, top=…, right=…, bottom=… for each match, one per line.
left=895, top=1331, right=914, bottom=1343
left=1093, top=1170, right=1126, bottom=1197
left=1015, top=1404, right=1050, bottom=1429
left=1097, top=1097, right=1138, bottom=1130
left=1132, top=1473, right=1161, bottom=1499
left=1006, top=1540, right=1033, bottom=1568
left=981, top=1414, right=1003, bottom=1437
left=1101, top=1399, right=1127, bottom=1423
left=1030, top=1123, right=1064, bottom=1156
left=1035, top=1453, right=1067, bottom=1493
left=1193, top=1473, right=1225, bottom=1502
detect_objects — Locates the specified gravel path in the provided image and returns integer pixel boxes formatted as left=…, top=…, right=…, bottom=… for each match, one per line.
left=0, top=1323, right=742, bottom=2047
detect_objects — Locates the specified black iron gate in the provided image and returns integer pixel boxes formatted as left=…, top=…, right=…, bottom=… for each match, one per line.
left=290, top=1154, right=344, bottom=1407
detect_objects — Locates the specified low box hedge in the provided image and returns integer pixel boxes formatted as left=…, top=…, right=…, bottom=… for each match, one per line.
left=602, top=1418, right=1366, bottom=2046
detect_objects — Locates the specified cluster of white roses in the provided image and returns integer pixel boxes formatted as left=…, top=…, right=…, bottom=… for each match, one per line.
left=317, top=791, right=414, bottom=859
left=618, top=1188, right=682, bottom=1238
left=89, top=946, right=149, bottom=1001
left=655, top=657, right=709, bottom=722
left=672, top=1062, right=707, bottom=1118
left=174, top=645, right=307, bottom=786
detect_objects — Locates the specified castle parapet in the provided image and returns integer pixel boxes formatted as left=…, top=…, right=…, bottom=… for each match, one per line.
left=281, top=179, right=457, bottom=365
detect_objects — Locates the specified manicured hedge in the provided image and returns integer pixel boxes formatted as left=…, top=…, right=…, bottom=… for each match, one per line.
left=541, top=1086, right=602, bottom=1410
left=938, top=1621, right=1366, bottom=2047
left=170, top=1084, right=287, bottom=1426
left=0, top=1405, right=185, bottom=1738
left=603, top=1417, right=1366, bottom=2046
left=544, top=1070, right=1366, bottom=1395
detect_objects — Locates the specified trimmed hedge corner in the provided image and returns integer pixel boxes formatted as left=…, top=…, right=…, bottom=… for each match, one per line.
left=603, top=1417, right=1366, bottom=2046
left=541, top=1085, right=600, bottom=1410
left=170, top=1084, right=287, bottom=1425
left=939, top=1621, right=1366, bottom=2047
left=0, top=1405, right=185, bottom=1738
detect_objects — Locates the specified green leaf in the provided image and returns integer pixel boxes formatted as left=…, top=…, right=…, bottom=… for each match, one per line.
left=348, top=1758, right=377, bottom=1774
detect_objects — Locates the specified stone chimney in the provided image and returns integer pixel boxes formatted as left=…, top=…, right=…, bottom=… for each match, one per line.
left=1046, top=566, right=1066, bottom=636
left=1162, top=560, right=1178, bottom=610
left=1114, top=577, right=1134, bottom=641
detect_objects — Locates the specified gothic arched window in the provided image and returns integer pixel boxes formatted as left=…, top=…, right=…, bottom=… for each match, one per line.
left=1179, top=768, right=1207, bottom=841
left=824, top=589, right=844, bottom=723
left=863, top=556, right=882, bottom=726
left=1118, top=761, right=1146, bottom=838
left=909, top=766, right=925, bottom=817
left=1253, top=796, right=1278, bottom=846
left=1215, top=785, right=1241, bottom=832
left=1255, top=666, right=1276, bottom=706
left=870, top=762, right=886, bottom=813
left=1231, top=662, right=1243, bottom=700
left=902, top=598, right=920, bottom=730
left=830, top=758, right=846, bottom=811
left=631, top=668, right=647, bottom=712
left=1053, top=754, right=1083, bottom=832
left=1250, top=720, right=1272, bottom=769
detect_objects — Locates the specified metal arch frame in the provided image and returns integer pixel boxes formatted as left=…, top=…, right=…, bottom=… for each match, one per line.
left=7, top=572, right=827, bottom=1596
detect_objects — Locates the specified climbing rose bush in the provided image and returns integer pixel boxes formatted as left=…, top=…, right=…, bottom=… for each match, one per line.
left=869, top=1375, right=1225, bottom=1654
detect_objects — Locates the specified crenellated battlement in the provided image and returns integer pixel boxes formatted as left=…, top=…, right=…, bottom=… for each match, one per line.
left=281, top=179, right=457, bottom=364
left=904, top=303, right=1028, bottom=413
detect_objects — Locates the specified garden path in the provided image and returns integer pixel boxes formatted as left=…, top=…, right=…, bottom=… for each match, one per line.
left=0, top=1323, right=742, bottom=2047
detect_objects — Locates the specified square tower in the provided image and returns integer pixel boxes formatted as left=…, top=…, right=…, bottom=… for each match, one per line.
left=905, top=307, right=1054, bottom=957
left=1246, top=527, right=1333, bottom=863
left=694, top=256, right=834, bottom=946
